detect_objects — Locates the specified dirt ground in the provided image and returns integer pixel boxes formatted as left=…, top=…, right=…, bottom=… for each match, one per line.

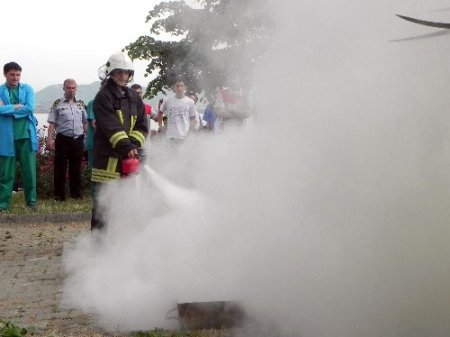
left=0, top=221, right=119, bottom=337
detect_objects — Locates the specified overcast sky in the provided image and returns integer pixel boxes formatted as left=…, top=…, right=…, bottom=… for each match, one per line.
left=5, top=0, right=450, bottom=93
left=2, top=0, right=162, bottom=91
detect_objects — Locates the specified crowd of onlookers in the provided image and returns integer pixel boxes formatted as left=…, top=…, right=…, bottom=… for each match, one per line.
left=0, top=54, right=252, bottom=218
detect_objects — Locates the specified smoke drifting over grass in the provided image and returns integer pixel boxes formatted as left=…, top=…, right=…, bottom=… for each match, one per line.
left=64, top=0, right=450, bottom=336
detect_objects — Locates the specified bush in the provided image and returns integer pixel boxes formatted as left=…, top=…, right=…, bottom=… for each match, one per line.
left=36, top=131, right=91, bottom=199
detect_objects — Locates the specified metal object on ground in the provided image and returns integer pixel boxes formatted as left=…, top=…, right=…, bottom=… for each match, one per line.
left=166, top=301, right=246, bottom=330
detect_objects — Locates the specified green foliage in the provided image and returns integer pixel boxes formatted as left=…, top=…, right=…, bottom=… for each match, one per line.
left=126, top=0, right=270, bottom=98
left=0, top=321, right=27, bottom=337
left=36, top=131, right=91, bottom=199
left=36, top=146, right=54, bottom=199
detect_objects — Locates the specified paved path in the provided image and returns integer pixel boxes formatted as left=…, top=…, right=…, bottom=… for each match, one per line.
left=0, top=221, right=229, bottom=337
left=0, top=221, right=113, bottom=337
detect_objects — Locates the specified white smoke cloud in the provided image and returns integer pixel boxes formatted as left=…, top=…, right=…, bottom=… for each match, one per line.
left=63, top=0, right=450, bottom=336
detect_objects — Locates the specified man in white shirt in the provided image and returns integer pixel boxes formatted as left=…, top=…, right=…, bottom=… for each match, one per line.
left=159, top=78, right=196, bottom=140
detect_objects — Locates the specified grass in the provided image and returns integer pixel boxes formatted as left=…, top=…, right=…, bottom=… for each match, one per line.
left=1, top=318, right=227, bottom=337
left=46, top=330, right=226, bottom=337
left=0, top=324, right=226, bottom=337
left=3, top=191, right=91, bottom=215
left=130, top=331, right=225, bottom=337
left=0, top=320, right=28, bottom=337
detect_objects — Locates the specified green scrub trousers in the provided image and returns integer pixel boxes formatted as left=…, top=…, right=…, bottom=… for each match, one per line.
left=0, top=138, right=37, bottom=209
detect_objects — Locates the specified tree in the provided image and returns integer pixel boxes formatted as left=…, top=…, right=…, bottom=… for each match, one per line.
left=126, top=0, right=270, bottom=98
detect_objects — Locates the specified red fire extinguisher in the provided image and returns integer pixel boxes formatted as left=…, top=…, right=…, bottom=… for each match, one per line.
left=122, top=158, right=140, bottom=176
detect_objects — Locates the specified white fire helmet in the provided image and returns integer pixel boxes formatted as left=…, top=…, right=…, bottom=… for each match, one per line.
left=98, top=52, right=134, bottom=83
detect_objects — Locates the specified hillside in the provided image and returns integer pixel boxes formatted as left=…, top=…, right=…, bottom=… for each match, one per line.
left=35, top=81, right=167, bottom=113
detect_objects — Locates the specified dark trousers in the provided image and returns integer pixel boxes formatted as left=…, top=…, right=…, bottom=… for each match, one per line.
left=54, top=133, right=84, bottom=200
left=91, top=182, right=106, bottom=231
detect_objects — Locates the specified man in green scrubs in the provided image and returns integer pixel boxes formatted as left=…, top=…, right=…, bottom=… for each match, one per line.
left=0, top=62, right=37, bottom=211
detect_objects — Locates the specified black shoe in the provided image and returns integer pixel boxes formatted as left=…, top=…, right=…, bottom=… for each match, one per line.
left=26, top=203, right=37, bottom=211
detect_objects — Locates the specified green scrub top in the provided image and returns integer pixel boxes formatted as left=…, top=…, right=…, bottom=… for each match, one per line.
left=9, top=86, right=29, bottom=140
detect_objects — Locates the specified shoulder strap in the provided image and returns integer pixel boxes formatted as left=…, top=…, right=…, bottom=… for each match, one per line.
left=51, top=99, right=61, bottom=110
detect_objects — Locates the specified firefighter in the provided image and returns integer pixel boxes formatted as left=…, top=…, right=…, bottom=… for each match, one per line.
left=91, top=52, right=148, bottom=231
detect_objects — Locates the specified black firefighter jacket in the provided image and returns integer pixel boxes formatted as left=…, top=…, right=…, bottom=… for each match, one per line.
left=91, top=78, right=148, bottom=183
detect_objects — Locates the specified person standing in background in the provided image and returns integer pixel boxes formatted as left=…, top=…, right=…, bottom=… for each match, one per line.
left=130, top=84, right=153, bottom=115
left=202, top=102, right=218, bottom=131
left=131, top=83, right=157, bottom=136
left=188, top=92, right=200, bottom=131
left=85, top=99, right=96, bottom=170
left=214, top=85, right=253, bottom=130
left=157, top=98, right=166, bottom=134
left=47, top=79, right=87, bottom=201
left=158, top=78, right=196, bottom=141
left=0, top=62, right=37, bottom=211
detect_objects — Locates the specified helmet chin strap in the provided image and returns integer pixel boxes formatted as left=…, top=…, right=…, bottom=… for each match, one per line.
left=111, top=76, right=131, bottom=88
